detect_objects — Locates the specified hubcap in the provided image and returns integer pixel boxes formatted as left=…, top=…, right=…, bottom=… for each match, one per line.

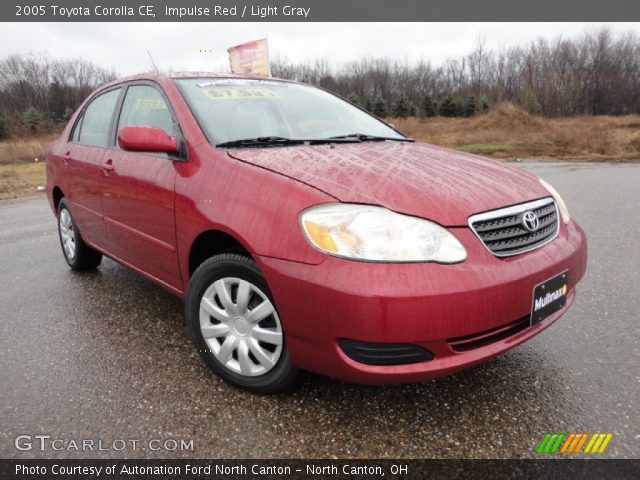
left=59, top=209, right=76, bottom=261
left=199, top=277, right=283, bottom=377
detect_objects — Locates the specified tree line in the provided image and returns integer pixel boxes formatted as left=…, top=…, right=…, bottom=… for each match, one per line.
left=1, top=27, right=639, bottom=140
left=271, top=27, right=640, bottom=118
left=0, top=53, right=115, bottom=138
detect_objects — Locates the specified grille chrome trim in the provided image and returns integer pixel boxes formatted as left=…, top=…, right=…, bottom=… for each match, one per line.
left=468, top=197, right=559, bottom=257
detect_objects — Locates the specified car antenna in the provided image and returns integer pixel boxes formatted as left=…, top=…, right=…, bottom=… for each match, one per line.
left=147, top=50, right=159, bottom=73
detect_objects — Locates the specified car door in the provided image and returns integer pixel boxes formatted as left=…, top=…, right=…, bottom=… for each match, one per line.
left=63, top=87, right=122, bottom=250
left=100, top=82, right=182, bottom=291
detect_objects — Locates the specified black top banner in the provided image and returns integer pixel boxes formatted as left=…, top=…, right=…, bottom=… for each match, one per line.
left=4, top=0, right=640, bottom=22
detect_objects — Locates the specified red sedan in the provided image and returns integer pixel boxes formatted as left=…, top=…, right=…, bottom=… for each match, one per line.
left=46, top=73, right=587, bottom=393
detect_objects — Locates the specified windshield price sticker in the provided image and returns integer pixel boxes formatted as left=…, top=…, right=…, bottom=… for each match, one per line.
left=202, top=88, right=279, bottom=100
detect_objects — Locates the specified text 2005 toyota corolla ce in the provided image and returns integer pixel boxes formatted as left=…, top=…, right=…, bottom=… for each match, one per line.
left=46, top=73, right=587, bottom=393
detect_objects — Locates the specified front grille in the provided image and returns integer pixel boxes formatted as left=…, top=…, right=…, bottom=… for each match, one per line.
left=468, top=197, right=559, bottom=257
left=447, top=316, right=530, bottom=352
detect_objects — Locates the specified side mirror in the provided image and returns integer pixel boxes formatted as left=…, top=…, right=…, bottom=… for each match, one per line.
left=118, top=125, right=178, bottom=154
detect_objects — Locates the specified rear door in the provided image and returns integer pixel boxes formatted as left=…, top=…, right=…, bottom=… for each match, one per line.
left=100, top=82, right=182, bottom=291
left=63, top=87, right=122, bottom=249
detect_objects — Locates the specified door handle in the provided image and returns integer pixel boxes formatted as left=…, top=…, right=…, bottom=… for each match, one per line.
left=63, top=151, right=71, bottom=166
left=101, top=158, right=115, bottom=172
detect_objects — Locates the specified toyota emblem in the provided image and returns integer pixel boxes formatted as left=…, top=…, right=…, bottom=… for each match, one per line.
left=522, top=211, right=540, bottom=232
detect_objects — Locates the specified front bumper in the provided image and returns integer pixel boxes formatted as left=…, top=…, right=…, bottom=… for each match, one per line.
left=256, top=221, right=587, bottom=384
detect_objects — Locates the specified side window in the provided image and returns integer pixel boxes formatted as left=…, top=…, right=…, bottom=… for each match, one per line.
left=117, top=85, right=175, bottom=136
left=70, top=113, right=83, bottom=142
left=78, top=88, right=121, bottom=147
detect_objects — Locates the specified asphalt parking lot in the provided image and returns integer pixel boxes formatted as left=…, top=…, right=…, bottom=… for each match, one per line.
left=0, top=162, right=638, bottom=459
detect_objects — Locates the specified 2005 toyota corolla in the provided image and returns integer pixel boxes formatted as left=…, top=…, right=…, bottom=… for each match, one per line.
left=46, top=72, right=587, bottom=393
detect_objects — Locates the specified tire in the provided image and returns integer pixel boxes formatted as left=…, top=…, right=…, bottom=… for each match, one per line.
left=57, top=198, right=103, bottom=271
left=186, top=253, right=300, bottom=393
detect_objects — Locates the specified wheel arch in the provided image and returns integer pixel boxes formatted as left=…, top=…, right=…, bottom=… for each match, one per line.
left=52, top=186, right=65, bottom=212
left=187, top=229, right=254, bottom=277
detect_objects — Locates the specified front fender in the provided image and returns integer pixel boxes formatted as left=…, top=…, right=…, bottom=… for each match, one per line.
left=174, top=145, right=333, bottom=288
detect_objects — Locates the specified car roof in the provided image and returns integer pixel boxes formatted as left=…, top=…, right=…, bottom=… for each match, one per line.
left=98, top=72, right=294, bottom=91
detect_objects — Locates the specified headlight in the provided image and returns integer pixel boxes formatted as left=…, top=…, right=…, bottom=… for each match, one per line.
left=539, top=178, right=570, bottom=224
left=300, top=203, right=467, bottom=263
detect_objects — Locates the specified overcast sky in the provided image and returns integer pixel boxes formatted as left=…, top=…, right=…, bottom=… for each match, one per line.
left=1, top=22, right=639, bottom=74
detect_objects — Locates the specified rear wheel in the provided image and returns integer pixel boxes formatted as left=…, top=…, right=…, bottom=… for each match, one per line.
left=57, top=199, right=102, bottom=271
left=186, top=253, right=299, bottom=393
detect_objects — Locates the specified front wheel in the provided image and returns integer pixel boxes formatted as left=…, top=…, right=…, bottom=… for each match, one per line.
left=185, top=254, right=300, bottom=393
left=57, top=199, right=102, bottom=271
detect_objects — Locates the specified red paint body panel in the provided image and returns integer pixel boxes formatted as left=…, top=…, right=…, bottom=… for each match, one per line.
left=45, top=72, right=588, bottom=385
left=100, top=148, right=182, bottom=290
left=229, top=142, right=549, bottom=226
left=56, top=144, right=109, bottom=248
left=117, top=125, right=178, bottom=153
left=173, top=142, right=332, bottom=275
left=255, top=222, right=586, bottom=383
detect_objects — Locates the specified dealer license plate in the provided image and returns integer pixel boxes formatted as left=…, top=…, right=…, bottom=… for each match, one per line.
left=530, top=270, right=569, bottom=326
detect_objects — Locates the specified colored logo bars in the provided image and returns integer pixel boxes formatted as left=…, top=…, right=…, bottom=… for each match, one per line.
left=536, top=433, right=613, bottom=454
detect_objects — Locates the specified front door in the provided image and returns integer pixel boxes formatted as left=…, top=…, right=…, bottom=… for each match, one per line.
left=100, top=83, right=182, bottom=291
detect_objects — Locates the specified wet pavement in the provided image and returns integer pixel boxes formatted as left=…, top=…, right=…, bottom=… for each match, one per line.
left=0, top=162, right=638, bottom=459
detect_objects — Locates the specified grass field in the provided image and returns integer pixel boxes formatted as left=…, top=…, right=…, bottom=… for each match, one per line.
left=0, top=133, right=58, bottom=165
left=1, top=104, right=639, bottom=199
left=0, top=162, right=46, bottom=199
left=0, top=133, right=55, bottom=199
left=392, top=103, right=640, bottom=160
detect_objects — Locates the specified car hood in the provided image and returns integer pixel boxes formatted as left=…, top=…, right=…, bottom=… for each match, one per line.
left=227, top=141, right=549, bottom=226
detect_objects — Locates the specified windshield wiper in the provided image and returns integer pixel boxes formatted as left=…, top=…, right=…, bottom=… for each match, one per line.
left=327, top=133, right=413, bottom=142
left=216, top=135, right=370, bottom=148
left=216, top=134, right=413, bottom=148
left=216, top=136, right=306, bottom=148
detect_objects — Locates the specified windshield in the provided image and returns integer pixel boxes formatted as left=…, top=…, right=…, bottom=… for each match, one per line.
left=174, top=78, right=407, bottom=145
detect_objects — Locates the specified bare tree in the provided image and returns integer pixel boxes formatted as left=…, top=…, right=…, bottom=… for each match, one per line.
left=273, top=27, right=640, bottom=116
left=0, top=53, right=116, bottom=124
left=2, top=27, right=639, bottom=123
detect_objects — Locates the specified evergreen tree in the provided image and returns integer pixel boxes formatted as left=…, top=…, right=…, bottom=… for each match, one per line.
left=23, top=107, right=45, bottom=133
left=48, top=81, right=67, bottom=122
left=347, top=94, right=361, bottom=107
left=62, top=106, right=74, bottom=122
left=392, top=97, right=410, bottom=118
left=454, top=97, right=465, bottom=117
left=522, top=90, right=542, bottom=114
left=439, top=96, right=457, bottom=117
left=421, top=95, right=436, bottom=117
left=372, top=97, right=387, bottom=117
left=0, top=115, right=8, bottom=140
left=464, top=96, right=477, bottom=117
